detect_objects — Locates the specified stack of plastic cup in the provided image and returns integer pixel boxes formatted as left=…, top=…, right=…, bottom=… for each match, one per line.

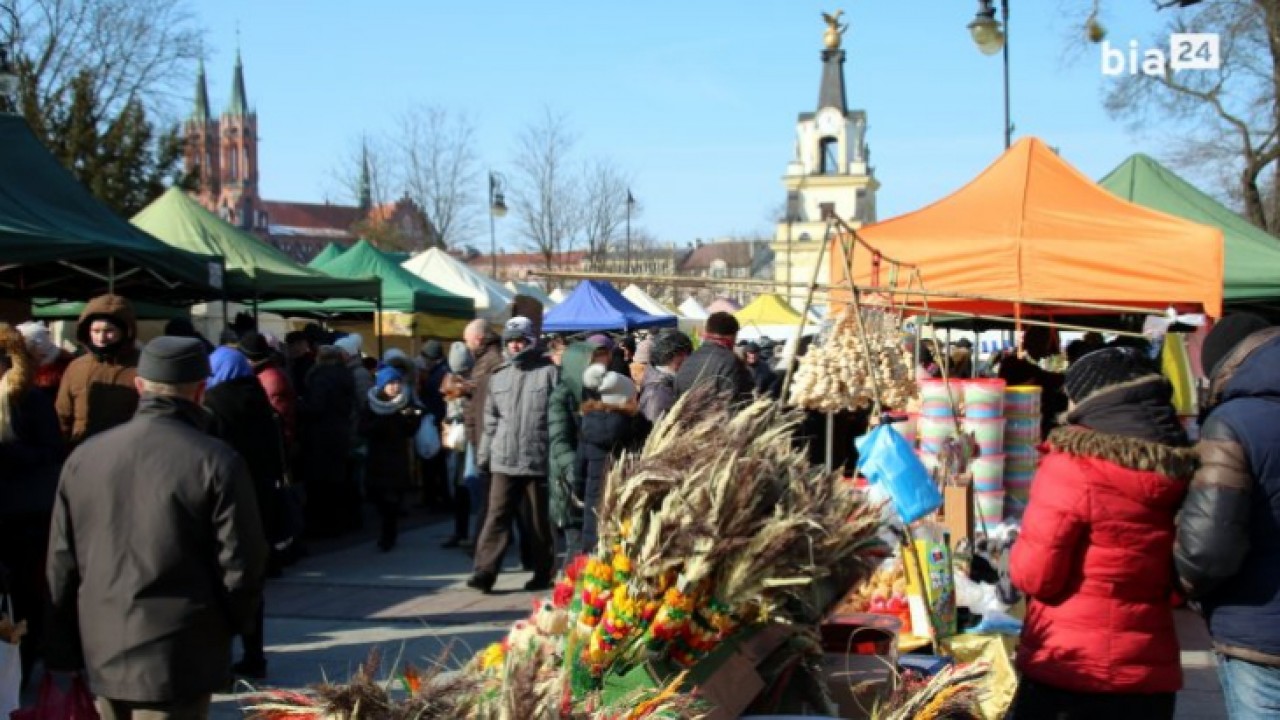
left=962, top=417, right=1006, bottom=457
left=976, top=489, right=1005, bottom=528
left=918, top=416, right=957, bottom=454
left=1004, top=447, right=1039, bottom=510
left=1004, top=416, right=1040, bottom=446
left=963, top=379, right=1006, bottom=418
left=1004, top=385, right=1042, bottom=419
left=919, top=379, right=959, bottom=419
left=1002, top=385, right=1043, bottom=521
left=894, top=413, right=919, bottom=449
left=971, top=454, right=1006, bottom=492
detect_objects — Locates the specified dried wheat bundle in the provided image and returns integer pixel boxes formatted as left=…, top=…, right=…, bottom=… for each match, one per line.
left=875, top=662, right=989, bottom=720
left=789, top=306, right=917, bottom=413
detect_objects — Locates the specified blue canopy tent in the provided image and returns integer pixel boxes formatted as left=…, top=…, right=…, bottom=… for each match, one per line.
left=542, top=280, right=677, bottom=333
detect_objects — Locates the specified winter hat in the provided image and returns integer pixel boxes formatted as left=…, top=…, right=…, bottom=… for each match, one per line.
left=375, top=366, right=404, bottom=394
left=207, top=346, right=255, bottom=389
left=503, top=316, right=536, bottom=343
left=633, top=338, right=653, bottom=365
left=1064, top=347, right=1158, bottom=403
left=582, top=363, right=608, bottom=392
left=16, top=321, right=59, bottom=366
left=237, top=330, right=272, bottom=362
left=420, top=339, right=445, bottom=362
left=1202, top=313, right=1270, bottom=380
left=448, top=341, right=474, bottom=374
left=598, top=371, right=637, bottom=407
left=585, top=333, right=615, bottom=351
left=334, top=333, right=363, bottom=358
left=139, top=337, right=210, bottom=385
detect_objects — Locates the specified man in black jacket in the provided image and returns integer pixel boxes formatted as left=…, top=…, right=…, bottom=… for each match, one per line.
left=47, top=337, right=268, bottom=720
left=674, top=312, right=753, bottom=403
left=1174, top=313, right=1280, bottom=717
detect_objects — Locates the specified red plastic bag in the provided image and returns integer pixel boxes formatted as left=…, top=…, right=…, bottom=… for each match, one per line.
left=11, top=675, right=98, bottom=720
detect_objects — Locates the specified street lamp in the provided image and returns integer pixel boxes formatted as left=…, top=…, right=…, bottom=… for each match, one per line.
left=625, top=189, right=635, bottom=274
left=968, top=0, right=1012, bottom=149
left=488, top=171, right=507, bottom=278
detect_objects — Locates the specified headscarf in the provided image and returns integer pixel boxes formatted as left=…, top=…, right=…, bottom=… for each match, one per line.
left=207, top=346, right=255, bottom=389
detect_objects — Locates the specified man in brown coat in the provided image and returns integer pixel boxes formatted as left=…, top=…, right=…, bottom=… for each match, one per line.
left=55, top=294, right=140, bottom=448
left=47, top=336, right=268, bottom=720
left=460, top=319, right=504, bottom=546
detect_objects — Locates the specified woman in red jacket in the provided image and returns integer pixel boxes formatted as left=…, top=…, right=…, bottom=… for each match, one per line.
left=1009, top=346, right=1195, bottom=719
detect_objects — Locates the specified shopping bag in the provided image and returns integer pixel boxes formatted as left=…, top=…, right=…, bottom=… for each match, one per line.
left=441, top=420, right=467, bottom=452
left=0, top=597, right=18, bottom=720
left=856, top=424, right=942, bottom=524
left=11, top=674, right=99, bottom=720
left=414, top=414, right=440, bottom=459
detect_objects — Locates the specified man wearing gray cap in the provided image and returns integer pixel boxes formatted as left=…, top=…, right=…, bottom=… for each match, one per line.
left=46, top=337, right=269, bottom=720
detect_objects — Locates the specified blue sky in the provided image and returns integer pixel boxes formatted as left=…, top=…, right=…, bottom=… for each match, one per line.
left=190, top=0, right=1183, bottom=249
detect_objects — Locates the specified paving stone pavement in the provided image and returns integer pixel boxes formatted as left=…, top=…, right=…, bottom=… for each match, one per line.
left=204, top=512, right=1228, bottom=719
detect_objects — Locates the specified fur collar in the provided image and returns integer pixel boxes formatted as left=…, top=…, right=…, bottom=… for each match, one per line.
left=580, top=399, right=639, bottom=417
left=1047, top=426, right=1197, bottom=480
left=367, top=388, right=410, bottom=415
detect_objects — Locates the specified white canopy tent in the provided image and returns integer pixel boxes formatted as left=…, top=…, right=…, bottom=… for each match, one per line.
left=622, top=284, right=676, bottom=318
left=401, top=248, right=514, bottom=322
left=506, top=281, right=557, bottom=308
left=677, top=297, right=709, bottom=320
left=549, top=288, right=569, bottom=304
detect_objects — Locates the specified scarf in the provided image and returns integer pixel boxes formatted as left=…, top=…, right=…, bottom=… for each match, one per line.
left=367, top=387, right=410, bottom=416
left=702, top=333, right=736, bottom=351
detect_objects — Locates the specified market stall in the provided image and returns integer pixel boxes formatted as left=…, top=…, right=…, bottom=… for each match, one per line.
left=307, top=243, right=347, bottom=268
left=401, top=247, right=514, bottom=324
left=506, top=281, right=558, bottom=308
left=677, top=296, right=709, bottom=320
left=543, top=280, right=677, bottom=333
left=621, top=284, right=676, bottom=318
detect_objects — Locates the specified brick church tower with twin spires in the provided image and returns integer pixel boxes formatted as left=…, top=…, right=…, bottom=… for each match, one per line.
left=182, top=50, right=440, bottom=262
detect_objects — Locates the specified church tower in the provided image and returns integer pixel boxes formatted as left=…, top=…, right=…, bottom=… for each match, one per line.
left=215, top=49, right=261, bottom=230
left=183, top=59, right=221, bottom=209
left=772, top=11, right=880, bottom=296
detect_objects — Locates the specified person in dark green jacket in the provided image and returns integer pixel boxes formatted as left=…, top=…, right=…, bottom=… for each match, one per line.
left=547, top=341, right=602, bottom=563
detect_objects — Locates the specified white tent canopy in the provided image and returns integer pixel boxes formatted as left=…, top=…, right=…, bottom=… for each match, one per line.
left=402, top=248, right=514, bottom=322
left=622, top=284, right=676, bottom=318
left=549, top=288, right=569, bottom=304
left=677, top=297, right=709, bottom=320
left=506, top=281, right=557, bottom=308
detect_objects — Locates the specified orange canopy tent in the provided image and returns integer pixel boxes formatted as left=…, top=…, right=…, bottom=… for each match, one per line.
left=830, top=137, right=1225, bottom=318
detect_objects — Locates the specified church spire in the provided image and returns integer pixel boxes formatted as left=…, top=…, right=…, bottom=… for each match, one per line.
left=358, top=140, right=372, bottom=212
left=817, top=10, right=848, bottom=113
left=191, top=58, right=210, bottom=123
left=226, top=47, right=249, bottom=116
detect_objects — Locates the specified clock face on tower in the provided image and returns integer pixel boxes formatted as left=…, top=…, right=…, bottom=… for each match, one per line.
left=816, top=109, right=844, bottom=135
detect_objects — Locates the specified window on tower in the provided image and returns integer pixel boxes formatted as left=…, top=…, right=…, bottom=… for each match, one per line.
left=819, top=137, right=839, bottom=175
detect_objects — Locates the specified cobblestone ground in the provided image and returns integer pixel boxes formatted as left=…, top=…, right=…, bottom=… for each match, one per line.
left=200, top=507, right=1223, bottom=719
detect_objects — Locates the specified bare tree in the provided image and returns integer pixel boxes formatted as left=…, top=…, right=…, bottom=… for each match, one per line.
left=578, top=157, right=633, bottom=269
left=509, top=108, right=581, bottom=269
left=326, top=134, right=393, bottom=211
left=1100, top=1, right=1280, bottom=233
left=395, top=104, right=481, bottom=249
left=5, top=0, right=202, bottom=121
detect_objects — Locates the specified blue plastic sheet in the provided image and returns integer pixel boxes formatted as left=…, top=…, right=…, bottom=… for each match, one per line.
left=856, top=424, right=942, bottom=523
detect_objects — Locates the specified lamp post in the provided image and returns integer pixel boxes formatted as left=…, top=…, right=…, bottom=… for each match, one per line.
left=488, top=171, right=507, bottom=279
left=968, top=0, right=1011, bottom=149
left=625, top=189, right=635, bottom=274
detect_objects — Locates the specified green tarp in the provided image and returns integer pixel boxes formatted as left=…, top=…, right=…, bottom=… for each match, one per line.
left=261, top=239, right=473, bottom=317
left=308, top=243, right=347, bottom=269
left=132, top=188, right=380, bottom=302
left=0, top=115, right=222, bottom=302
left=1100, top=154, right=1280, bottom=305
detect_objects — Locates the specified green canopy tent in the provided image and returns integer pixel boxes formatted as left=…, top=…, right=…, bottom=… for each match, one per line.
left=308, top=243, right=347, bottom=269
left=1100, top=154, right=1280, bottom=312
left=0, top=115, right=223, bottom=302
left=132, top=188, right=380, bottom=303
left=261, top=239, right=474, bottom=339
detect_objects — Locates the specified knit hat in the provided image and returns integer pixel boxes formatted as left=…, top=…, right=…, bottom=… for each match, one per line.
left=1202, top=313, right=1270, bottom=380
left=633, top=337, right=653, bottom=365
left=139, top=337, right=210, bottom=384
left=586, top=333, right=615, bottom=351
left=334, top=333, right=363, bottom=358
left=420, top=339, right=444, bottom=362
left=582, top=363, right=608, bottom=392
left=448, top=341, right=474, bottom=374
left=16, top=321, right=59, bottom=366
left=598, top=370, right=637, bottom=407
left=375, top=366, right=403, bottom=394
left=503, top=316, right=536, bottom=343
left=208, top=346, right=255, bottom=389
left=1064, top=347, right=1158, bottom=403
left=237, top=330, right=272, bottom=362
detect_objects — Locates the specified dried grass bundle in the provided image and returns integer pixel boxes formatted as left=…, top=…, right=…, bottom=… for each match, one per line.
left=875, top=663, right=989, bottom=720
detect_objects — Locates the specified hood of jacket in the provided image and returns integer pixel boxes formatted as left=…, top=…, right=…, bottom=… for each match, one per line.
left=1047, top=425, right=1195, bottom=506
left=559, top=342, right=596, bottom=402
left=1208, top=328, right=1280, bottom=411
left=76, top=294, right=138, bottom=348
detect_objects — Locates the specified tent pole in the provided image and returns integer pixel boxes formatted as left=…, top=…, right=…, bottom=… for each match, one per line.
left=377, top=293, right=384, bottom=358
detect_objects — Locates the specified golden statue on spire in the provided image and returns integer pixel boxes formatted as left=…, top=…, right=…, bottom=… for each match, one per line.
left=822, top=10, right=847, bottom=50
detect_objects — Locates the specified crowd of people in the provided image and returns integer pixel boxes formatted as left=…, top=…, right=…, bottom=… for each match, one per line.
left=4, top=289, right=1280, bottom=718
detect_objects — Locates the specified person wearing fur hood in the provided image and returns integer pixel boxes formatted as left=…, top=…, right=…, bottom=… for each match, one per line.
left=577, top=365, right=645, bottom=553
left=360, top=366, right=424, bottom=552
left=0, top=323, right=63, bottom=684
left=1009, top=347, right=1195, bottom=719
left=56, top=294, right=140, bottom=448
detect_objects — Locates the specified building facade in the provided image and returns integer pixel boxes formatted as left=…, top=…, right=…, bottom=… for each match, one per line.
left=772, top=18, right=880, bottom=299
left=183, top=52, right=437, bottom=263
